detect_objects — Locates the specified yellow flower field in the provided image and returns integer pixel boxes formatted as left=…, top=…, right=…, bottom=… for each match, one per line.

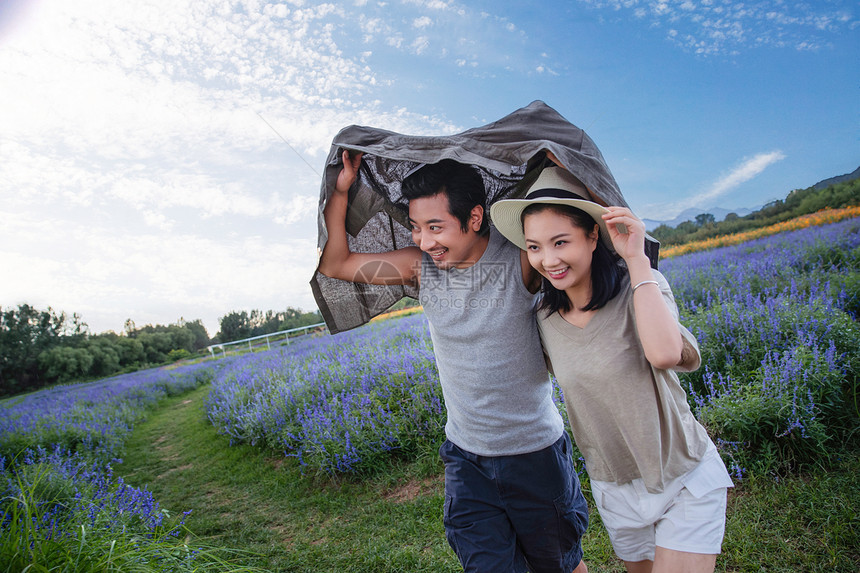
left=660, top=206, right=860, bottom=259
left=370, top=305, right=424, bottom=322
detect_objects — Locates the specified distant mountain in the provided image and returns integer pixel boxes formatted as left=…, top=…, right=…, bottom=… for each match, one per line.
left=643, top=206, right=755, bottom=231
left=812, top=166, right=860, bottom=190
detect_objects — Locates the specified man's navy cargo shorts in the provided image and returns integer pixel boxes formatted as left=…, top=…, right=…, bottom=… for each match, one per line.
left=439, top=431, right=589, bottom=573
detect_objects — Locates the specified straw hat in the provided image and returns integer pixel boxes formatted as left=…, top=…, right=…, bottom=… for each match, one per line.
left=490, top=166, right=615, bottom=251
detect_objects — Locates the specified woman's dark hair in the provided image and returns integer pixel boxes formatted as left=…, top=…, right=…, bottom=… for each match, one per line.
left=401, top=159, right=489, bottom=235
left=522, top=203, right=624, bottom=315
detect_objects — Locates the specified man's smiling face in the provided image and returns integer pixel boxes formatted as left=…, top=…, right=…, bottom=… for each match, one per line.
left=408, top=192, right=486, bottom=270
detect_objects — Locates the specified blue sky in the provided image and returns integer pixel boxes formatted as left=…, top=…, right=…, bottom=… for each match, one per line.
left=1, top=0, right=857, bottom=336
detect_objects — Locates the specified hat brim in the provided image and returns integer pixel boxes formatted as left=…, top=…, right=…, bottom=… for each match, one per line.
left=490, top=196, right=613, bottom=251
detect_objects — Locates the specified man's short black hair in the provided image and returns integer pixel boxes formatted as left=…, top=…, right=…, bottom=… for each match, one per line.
left=401, top=159, right=489, bottom=234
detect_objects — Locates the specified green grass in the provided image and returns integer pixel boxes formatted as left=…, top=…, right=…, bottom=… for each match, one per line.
left=721, top=455, right=860, bottom=572
left=116, top=386, right=859, bottom=573
left=116, top=386, right=458, bottom=572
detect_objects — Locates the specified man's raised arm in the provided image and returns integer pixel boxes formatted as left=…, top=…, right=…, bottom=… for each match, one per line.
left=317, top=150, right=421, bottom=286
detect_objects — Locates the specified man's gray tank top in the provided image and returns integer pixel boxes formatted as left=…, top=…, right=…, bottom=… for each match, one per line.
left=419, top=226, right=563, bottom=456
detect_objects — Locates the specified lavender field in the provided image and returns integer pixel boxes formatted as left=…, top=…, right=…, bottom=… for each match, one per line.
left=1, top=216, right=858, bottom=570
left=0, top=363, right=231, bottom=570
left=203, top=216, right=859, bottom=477
left=663, top=217, right=860, bottom=475
left=1, top=364, right=216, bottom=462
left=205, top=315, right=444, bottom=474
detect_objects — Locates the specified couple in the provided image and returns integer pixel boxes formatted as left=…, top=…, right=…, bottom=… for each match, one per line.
left=317, top=147, right=732, bottom=573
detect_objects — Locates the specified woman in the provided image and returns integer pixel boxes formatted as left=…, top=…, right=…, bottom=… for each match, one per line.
left=490, top=166, right=734, bottom=573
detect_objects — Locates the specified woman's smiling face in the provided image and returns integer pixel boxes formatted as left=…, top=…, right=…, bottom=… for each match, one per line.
left=523, top=207, right=598, bottom=293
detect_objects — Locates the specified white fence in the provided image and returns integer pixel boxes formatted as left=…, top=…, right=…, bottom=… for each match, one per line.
left=205, top=322, right=327, bottom=357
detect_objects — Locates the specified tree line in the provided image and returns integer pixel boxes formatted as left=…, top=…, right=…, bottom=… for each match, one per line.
left=651, top=175, right=860, bottom=246
left=0, top=305, right=321, bottom=398
left=217, top=308, right=323, bottom=343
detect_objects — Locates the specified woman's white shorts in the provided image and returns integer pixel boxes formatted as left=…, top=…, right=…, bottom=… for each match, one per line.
left=590, top=443, right=734, bottom=562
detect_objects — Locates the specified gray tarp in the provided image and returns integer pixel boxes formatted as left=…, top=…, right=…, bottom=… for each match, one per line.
left=311, top=100, right=659, bottom=334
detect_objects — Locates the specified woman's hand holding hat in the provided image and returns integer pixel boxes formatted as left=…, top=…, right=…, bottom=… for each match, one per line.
left=602, top=207, right=647, bottom=264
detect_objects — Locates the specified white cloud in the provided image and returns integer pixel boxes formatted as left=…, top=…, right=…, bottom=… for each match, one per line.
left=633, top=151, right=787, bottom=220
left=696, top=151, right=787, bottom=203
left=667, top=151, right=786, bottom=217
left=411, top=36, right=431, bottom=54
left=0, top=207, right=319, bottom=335
left=1, top=0, right=473, bottom=334
left=575, top=0, right=858, bottom=55
left=351, top=0, right=526, bottom=71
left=142, top=209, right=174, bottom=231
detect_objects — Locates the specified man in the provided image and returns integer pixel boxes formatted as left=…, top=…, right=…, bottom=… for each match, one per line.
left=318, top=150, right=588, bottom=573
